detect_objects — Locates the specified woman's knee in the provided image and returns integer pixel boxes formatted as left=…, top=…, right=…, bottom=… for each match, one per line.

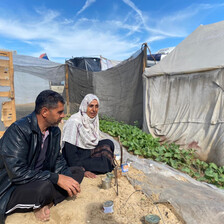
left=98, top=139, right=114, bottom=151
left=69, top=166, right=84, bottom=184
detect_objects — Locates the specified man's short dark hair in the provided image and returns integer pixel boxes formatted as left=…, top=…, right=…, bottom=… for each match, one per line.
left=35, top=90, right=65, bottom=114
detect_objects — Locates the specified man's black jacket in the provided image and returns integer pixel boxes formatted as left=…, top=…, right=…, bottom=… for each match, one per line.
left=0, top=112, right=72, bottom=224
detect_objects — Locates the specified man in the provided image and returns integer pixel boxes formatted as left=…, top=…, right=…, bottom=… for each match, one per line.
left=0, top=90, right=84, bottom=223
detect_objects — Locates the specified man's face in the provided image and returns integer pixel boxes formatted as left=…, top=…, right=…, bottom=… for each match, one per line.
left=86, top=99, right=99, bottom=118
left=45, top=101, right=65, bottom=126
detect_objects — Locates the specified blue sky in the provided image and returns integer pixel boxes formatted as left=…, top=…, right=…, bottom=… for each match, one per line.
left=0, top=0, right=224, bottom=63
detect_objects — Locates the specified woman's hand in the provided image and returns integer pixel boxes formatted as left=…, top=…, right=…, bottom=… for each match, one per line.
left=84, top=171, right=96, bottom=178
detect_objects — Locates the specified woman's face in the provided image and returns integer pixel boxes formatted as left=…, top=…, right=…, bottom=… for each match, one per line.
left=86, top=99, right=99, bottom=118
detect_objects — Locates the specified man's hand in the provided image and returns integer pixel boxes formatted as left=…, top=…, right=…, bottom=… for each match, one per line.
left=57, top=174, right=81, bottom=197
left=84, top=171, right=96, bottom=178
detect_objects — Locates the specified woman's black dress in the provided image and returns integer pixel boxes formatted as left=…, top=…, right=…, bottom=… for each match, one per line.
left=62, top=139, right=115, bottom=174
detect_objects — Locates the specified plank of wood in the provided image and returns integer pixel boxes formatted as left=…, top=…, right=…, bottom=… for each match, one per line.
left=0, top=51, right=10, bottom=57
left=0, top=59, right=9, bottom=68
left=0, top=91, right=11, bottom=98
left=0, top=79, right=10, bottom=86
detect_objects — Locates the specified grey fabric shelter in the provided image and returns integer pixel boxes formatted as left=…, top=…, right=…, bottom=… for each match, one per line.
left=12, top=54, right=65, bottom=105
left=67, top=50, right=144, bottom=125
left=2, top=51, right=143, bottom=128
left=0, top=54, right=65, bottom=131
left=143, top=20, right=224, bottom=166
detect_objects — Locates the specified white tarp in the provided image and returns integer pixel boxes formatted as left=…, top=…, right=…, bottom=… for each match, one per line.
left=0, top=54, right=65, bottom=131
left=12, top=54, right=65, bottom=104
left=146, top=21, right=224, bottom=76
left=100, top=56, right=121, bottom=70
left=14, top=72, right=50, bottom=104
left=143, top=20, right=224, bottom=166
left=13, top=54, right=65, bottom=83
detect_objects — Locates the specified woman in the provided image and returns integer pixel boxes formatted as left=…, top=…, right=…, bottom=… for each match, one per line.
left=62, top=94, right=115, bottom=178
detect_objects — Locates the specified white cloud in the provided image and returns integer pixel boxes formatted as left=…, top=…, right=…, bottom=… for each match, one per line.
left=153, top=3, right=224, bottom=38
left=0, top=2, right=223, bottom=62
left=146, top=36, right=166, bottom=43
left=122, top=1, right=224, bottom=41
left=121, top=0, right=186, bottom=39
left=0, top=6, right=193, bottom=62
left=35, top=8, right=60, bottom=22
left=122, top=0, right=145, bottom=25
left=38, top=29, right=139, bottom=60
left=77, top=0, right=96, bottom=15
left=0, top=11, right=139, bottom=61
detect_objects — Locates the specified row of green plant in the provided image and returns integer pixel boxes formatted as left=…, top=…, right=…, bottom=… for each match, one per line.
left=99, top=118, right=224, bottom=189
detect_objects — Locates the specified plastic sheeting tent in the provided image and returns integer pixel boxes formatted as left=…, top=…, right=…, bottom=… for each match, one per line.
left=0, top=54, right=65, bottom=131
left=66, top=50, right=144, bottom=125
left=66, top=56, right=121, bottom=72
left=0, top=49, right=143, bottom=132
left=143, top=20, right=224, bottom=166
left=66, top=57, right=102, bottom=72
left=147, top=47, right=175, bottom=67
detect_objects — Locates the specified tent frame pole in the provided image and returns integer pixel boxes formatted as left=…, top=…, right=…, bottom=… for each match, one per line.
left=143, top=43, right=148, bottom=72
left=65, top=64, right=70, bottom=115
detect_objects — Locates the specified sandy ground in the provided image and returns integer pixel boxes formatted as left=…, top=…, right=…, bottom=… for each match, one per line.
left=5, top=166, right=184, bottom=224
left=4, top=119, right=184, bottom=224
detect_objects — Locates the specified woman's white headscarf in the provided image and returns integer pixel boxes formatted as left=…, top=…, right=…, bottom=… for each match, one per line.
left=62, top=94, right=100, bottom=149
